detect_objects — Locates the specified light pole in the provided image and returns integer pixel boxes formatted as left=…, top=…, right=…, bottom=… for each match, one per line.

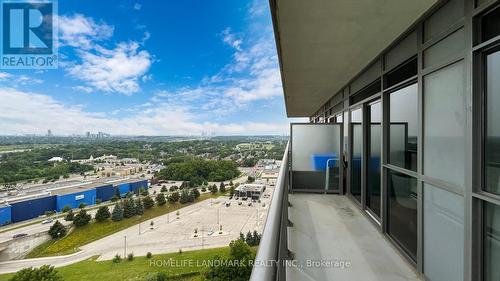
left=139, top=223, right=141, bottom=235
left=124, top=235, right=127, bottom=257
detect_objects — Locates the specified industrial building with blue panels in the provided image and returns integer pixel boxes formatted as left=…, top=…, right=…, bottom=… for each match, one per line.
left=1, top=179, right=149, bottom=225
left=0, top=204, right=12, bottom=225
left=55, top=188, right=97, bottom=212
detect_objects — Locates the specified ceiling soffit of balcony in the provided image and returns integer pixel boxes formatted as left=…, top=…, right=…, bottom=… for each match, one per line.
left=271, top=0, right=439, bottom=117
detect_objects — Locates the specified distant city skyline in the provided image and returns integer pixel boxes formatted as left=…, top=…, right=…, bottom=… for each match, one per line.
left=0, top=0, right=303, bottom=136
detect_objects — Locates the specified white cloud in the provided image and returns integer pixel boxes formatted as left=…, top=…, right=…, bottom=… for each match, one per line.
left=72, top=86, right=93, bottom=93
left=0, top=72, right=43, bottom=86
left=0, top=72, right=12, bottom=79
left=68, top=42, right=152, bottom=95
left=58, top=14, right=114, bottom=49
left=0, top=88, right=289, bottom=136
left=133, top=3, right=142, bottom=10
left=221, top=28, right=243, bottom=51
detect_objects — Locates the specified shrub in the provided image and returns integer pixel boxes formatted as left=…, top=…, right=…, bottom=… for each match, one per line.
left=44, top=210, right=55, bottom=217
left=95, top=206, right=111, bottom=222
left=64, top=210, right=74, bottom=221
left=9, top=265, right=62, bottom=281
left=113, top=254, right=121, bottom=263
left=48, top=220, right=66, bottom=239
left=127, top=252, right=134, bottom=261
left=146, top=252, right=152, bottom=259
left=96, top=198, right=102, bottom=205
left=73, top=209, right=91, bottom=227
left=111, top=203, right=124, bottom=222
left=247, top=176, right=255, bottom=183
left=168, top=192, right=179, bottom=203
left=143, top=195, right=154, bottom=209
left=219, top=182, right=226, bottom=193
left=201, top=186, right=206, bottom=192
left=61, top=205, right=71, bottom=213
left=210, top=185, right=218, bottom=194
left=204, top=239, right=254, bottom=280
left=160, top=186, right=167, bottom=192
left=155, top=193, right=166, bottom=206
left=192, top=188, right=200, bottom=199
left=78, top=202, right=87, bottom=209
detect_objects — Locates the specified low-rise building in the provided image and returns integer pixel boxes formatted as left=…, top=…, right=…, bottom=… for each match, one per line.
left=235, top=184, right=265, bottom=200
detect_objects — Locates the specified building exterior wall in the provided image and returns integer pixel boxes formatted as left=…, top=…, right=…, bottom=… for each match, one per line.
left=10, top=196, right=56, bottom=223
left=117, top=183, right=131, bottom=197
left=95, top=184, right=115, bottom=202
left=302, top=0, right=500, bottom=280
left=130, top=180, right=148, bottom=193
left=0, top=205, right=12, bottom=225
left=56, top=189, right=96, bottom=211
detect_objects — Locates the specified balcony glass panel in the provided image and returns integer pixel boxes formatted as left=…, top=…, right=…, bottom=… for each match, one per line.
left=291, top=124, right=341, bottom=191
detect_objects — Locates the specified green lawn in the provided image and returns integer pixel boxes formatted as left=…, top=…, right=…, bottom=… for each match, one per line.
left=27, top=193, right=221, bottom=258
left=0, top=247, right=231, bottom=281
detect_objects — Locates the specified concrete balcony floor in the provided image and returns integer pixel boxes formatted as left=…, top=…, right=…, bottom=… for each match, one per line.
left=287, top=194, right=422, bottom=281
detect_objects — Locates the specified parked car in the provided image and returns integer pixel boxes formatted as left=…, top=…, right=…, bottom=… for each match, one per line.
left=238, top=202, right=242, bottom=205
left=12, top=233, right=27, bottom=239
left=207, top=231, right=214, bottom=236
left=248, top=202, right=252, bottom=206
left=41, top=218, right=53, bottom=224
left=225, top=202, right=231, bottom=207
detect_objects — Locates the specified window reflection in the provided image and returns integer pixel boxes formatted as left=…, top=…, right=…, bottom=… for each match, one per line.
left=484, top=202, right=500, bottom=281
left=485, top=51, right=500, bottom=196
left=351, top=108, right=362, bottom=202
left=388, top=170, right=417, bottom=261
left=389, top=83, right=418, bottom=172
left=367, top=101, right=381, bottom=217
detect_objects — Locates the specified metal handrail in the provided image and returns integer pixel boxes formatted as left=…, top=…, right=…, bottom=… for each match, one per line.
left=250, top=142, right=289, bottom=281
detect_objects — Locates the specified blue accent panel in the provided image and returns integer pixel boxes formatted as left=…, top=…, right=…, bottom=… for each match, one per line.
left=56, top=189, right=96, bottom=212
left=311, top=153, right=338, bottom=171
left=0, top=206, right=12, bottom=225
left=11, top=196, right=56, bottom=223
left=95, top=184, right=114, bottom=202
left=117, top=183, right=130, bottom=197
left=129, top=180, right=148, bottom=193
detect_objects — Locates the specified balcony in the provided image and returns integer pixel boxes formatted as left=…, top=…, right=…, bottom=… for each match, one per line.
left=250, top=139, right=421, bottom=281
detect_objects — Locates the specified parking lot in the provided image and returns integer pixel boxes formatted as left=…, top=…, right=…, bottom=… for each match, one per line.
left=80, top=186, right=274, bottom=260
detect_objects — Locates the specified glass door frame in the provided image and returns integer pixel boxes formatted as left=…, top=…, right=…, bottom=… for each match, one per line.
left=348, top=93, right=383, bottom=223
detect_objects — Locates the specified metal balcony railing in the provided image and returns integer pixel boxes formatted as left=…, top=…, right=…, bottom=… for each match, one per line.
left=249, top=142, right=289, bottom=281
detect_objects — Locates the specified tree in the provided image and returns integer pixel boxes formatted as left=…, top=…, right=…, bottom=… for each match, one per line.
left=168, top=191, right=180, bottom=203
left=78, top=202, right=87, bottom=209
left=111, top=203, right=124, bottom=221
left=95, top=206, right=111, bottom=222
left=253, top=230, right=261, bottom=246
left=9, top=265, right=63, bottom=281
left=123, top=198, right=135, bottom=218
left=239, top=232, right=245, bottom=241
left=210, top=185, right=218, bottom=194
left=179, top=189, right=189, bottom=204
left=204, top=239, right=254, bottom=280
left=135, top=198, right=144, bottom=215
left=48, top=220, right=66, bottom=239
left=229, top=186, right=235, bottom=197
left=201, top=186, right=207, bottom=192
left=61, top=205, right=71, bottom=213
left=229, top=181, right=234, bottom=186
left=246, top=231, right=255, bottom=246
left=187, top=189, right=195, bottom=202
left=247, top=176, right=255, bottom=183
left=73, top=209, right=91, bottom=227
left=160, top=186, right=167, bottom=192
left=143, top=195, right=154, bottom=209
left=64, top=209, right=74, bottom=221
left=192, top=188, right=200, bottom=199
left=155, top=193, right=166, bottom=206
left=219, top=182, right=226, bottom=193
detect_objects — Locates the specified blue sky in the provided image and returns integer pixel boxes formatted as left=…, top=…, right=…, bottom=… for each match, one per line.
left=0, top=0, right=297, bottom=136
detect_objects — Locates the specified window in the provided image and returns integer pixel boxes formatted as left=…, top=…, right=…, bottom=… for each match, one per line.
left=385, top=57, right=417, bottom=88
left=424, top=61, right=466, bottom=188
left=388, top=83, right=418, bottom=172
left=482, top=6, right=500, bottom=43
left=388, top=170, right=418, bottom=260
left=484, top=202, right=500, bottom=281
left=351, top=108, right=362, bottom=202
left=424, top=184, right=464, bottom=281
left=366, top=101, right=381, bottom=217
left=485, top=50, right=500, bottom=196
